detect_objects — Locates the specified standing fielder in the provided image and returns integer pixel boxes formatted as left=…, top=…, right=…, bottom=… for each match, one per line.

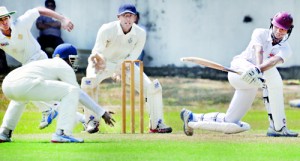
left=0, top=6, right=85, bottom=129
left=81, top=3, right=172, bottom=133
left=181, top=11, right=298, bottom=137
left=0, top=44, right=115, bottom=143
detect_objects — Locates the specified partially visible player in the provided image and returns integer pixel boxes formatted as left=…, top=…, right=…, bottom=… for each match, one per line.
left=81, top=3, right=172, bottom=133
left=0, top=44, right=115, bottom=143
left=36, top=0, right=65, bottom=58
left=181, top=11, right=298, bottom=137
left=0, top=6, right=86, bottom=129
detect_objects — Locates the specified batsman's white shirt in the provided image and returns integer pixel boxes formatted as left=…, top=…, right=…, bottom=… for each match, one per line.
left=231, top=28, right=292, bottom=71
left=0, top=8, right=47, bottom=65
left=226, top=28, right=292, bottom=130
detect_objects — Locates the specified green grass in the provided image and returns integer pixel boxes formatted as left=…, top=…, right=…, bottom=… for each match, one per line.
left=1, top=77, right=300, bottom=161
left=1, top=137, right=300, bottom=161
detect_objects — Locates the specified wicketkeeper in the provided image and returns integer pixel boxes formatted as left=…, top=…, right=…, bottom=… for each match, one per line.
left=181, top=11, right=298, bottom=137
left=81, top=3, right=172, bottom=133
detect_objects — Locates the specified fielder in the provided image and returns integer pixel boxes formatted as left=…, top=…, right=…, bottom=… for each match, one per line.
left=0, top=6, right=85, bottom=129
left=81, top=3, right=172, bottom=133
left=181, top=11, right=298, bottom=137
left=0, top=44, right=115, bottom=143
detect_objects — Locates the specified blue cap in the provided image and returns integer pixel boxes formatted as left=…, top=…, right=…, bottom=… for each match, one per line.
left=53, top=43, right=77, bottom=59
left=118, top=3, right=137, bottom=15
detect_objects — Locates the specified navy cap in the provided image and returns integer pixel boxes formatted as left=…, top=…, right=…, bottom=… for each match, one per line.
left=118, top=3, right=137, bottom=15
left=53, top=43, right=77, bottom=59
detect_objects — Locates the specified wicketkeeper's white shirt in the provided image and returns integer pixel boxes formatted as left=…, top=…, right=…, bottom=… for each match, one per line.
left=91, top=20, right=146, bottom=64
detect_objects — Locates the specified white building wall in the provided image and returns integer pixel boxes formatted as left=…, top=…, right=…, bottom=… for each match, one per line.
left=1, top=0, right=299, bottom=67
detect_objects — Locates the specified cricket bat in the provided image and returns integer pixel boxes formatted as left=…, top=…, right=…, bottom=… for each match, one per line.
left=180, top=57, right=242, bottom=75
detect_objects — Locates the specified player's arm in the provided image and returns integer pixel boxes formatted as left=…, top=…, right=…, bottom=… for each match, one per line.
left=241, top=44, right=264, bottom=87
left=254, top=45, right=264, bottom=67
left=89, top=26, right=109, bottom=73
left=36, top=19, right=61, bottom=30
left=36, top=7, right=73, bottom=32
left=253, top=44, right=283, bottom=72
left=259, top=56, right=283, bottom=72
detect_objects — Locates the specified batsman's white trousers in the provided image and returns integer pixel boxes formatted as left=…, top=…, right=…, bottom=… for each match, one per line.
left=226, top=58, right=286, bottom=130
left=1, top=78, right=79, bottom=135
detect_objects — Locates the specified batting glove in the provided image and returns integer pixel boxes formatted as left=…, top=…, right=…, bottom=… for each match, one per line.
left=241, top=67, right=264, bottom=88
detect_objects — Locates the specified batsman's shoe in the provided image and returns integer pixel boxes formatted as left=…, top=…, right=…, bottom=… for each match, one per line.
left=180, top=108, right=194, bottom=136
left=51, top=133, right=84, bottom=143
left=86, top=115, right=100, bottom=134
left=149, top=122, right=172, bottom=133
left=39, top=108, right=58, bottom=129
left=267, top=126, right=298, bottom=137
left=0, top=133, right=11, bottom=143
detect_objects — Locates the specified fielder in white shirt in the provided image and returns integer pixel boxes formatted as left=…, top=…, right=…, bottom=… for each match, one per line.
left=0, top=6, right=86, bottom=129
left=0, top=43, right=115, bottom=143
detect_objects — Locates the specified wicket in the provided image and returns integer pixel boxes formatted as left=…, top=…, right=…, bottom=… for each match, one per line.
left=121, top=60, right=144, bottom=133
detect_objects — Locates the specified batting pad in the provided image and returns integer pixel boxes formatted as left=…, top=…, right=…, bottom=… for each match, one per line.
left=81, top=77, right=100, bottom=122
left=289, top=99, right=300, bottom=108
left=188, top=121, right=250, bottom=134
left=147, top=79, right=164, bottom=129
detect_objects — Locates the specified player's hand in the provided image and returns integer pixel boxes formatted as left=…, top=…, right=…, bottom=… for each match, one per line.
left=241, top=67, right=264, bottom=88
left=60, top=17, right=74, bottom=32
left=102, top=111, right=115, bottom=127
left=112, top=73, right=121, bottom=83
left=91, top=54, right=106, bottom=73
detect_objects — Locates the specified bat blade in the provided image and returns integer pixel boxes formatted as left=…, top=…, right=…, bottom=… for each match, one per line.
left=180, top=57, right=242, bottom=75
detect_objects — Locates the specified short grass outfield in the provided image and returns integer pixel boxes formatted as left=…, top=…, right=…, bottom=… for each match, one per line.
left=1, top=77, right=300, bottom=161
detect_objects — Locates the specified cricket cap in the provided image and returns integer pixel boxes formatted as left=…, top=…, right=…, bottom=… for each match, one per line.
left=118, top=3, right=137, bottom=15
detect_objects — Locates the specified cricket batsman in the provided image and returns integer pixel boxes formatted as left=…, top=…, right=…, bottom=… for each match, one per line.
left=180, top=11, right=298, bottom=137
left=81, top=3, right=172, bottom=133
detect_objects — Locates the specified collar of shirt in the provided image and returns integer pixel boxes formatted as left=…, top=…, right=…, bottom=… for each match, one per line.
left=116, top=21, right=137, bottom=36
left=267, top=29, right=272, bottom=43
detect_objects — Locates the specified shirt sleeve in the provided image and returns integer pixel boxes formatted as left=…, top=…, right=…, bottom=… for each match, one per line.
left=18, top=8, right=40, bottom=30
left=275, top=44, right=293, bottom=63
left=91, top=24, right=109, bottom=58
left=250, top=29, right=264, bottom=47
